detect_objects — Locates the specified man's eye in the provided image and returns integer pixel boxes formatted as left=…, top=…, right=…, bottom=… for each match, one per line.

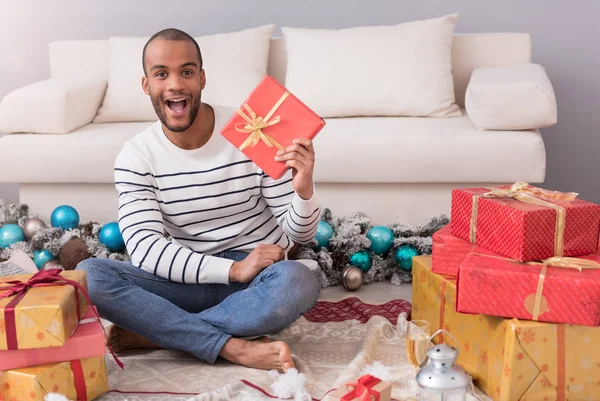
left=156, top=72, right=167, bottom=78
left=183, top=70, right=193, bottom=76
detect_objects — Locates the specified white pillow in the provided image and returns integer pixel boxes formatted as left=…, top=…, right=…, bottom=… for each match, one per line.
left=94, top=24, right=275, bottom=123
left=281, top=15, right=461, bottom=118
left=465, top=64, right=558, bottom=130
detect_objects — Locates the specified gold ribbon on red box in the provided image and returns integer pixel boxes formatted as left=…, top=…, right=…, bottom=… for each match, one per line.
left=469, top=181, right=579, bottom=257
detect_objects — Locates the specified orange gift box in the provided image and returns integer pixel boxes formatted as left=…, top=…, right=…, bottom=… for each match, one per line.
left=0, top=269, right=89, bottom=351
left=0, top=355, right=108, bottom=401
left=413, top=255, right=600, bottom=401
left=432, top=225, right=499, bottom=277
left=220, top=75, right=326, bottom=180
left=450, top=183, right=600, bottom=262
left=456, top=252, right=600, bottom=326
left=0, top=307, right=106, bottom=371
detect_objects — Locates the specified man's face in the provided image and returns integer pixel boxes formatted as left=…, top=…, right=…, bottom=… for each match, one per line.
left=142, top=39, right=205, bottom=133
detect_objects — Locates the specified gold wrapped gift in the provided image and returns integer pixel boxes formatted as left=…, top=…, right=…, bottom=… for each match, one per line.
left=0, top=270, right=89, bottom=350
left=0, top=355, right=108, bottom=401
left=412, top=256, right=600, bottom=401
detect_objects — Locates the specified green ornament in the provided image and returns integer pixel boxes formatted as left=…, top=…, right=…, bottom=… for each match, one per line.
left=350, top=250, right=372, bottom=272
left=395, top=244, right=420, bottom=271
left=33, top=249, right=56, bottom=270
left=366, top=226, right=395, bottom=255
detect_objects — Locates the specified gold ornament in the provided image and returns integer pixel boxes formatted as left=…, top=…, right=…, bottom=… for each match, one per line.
left=342, top=266, right=364, bottom=291
left=23, top=218, right=46, bottom=240
left=41, top=259, right=63, bottom=271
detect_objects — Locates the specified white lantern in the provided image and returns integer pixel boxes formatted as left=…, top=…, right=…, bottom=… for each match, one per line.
left=416, top=330, right=470, bottom=401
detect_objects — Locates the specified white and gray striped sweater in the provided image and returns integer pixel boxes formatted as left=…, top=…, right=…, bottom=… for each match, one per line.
left=114, top=105, right=321, bottom=284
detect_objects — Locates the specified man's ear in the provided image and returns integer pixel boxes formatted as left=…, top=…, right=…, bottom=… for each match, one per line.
left=200, top=69, right=206, bottom=90
left=142, top=75, right=150, bottom=96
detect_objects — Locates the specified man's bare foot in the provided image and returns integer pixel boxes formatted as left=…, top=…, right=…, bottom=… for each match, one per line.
left=219, top=338, right=294, bottom=371
left=106, top=325, right=162, bottom=354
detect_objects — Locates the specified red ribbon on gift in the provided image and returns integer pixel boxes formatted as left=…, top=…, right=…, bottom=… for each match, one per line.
left=342, top=374, right=381, bottom=401
left=0, top=269, right=124, bottom=369
left=70, top=359, right=88, bottom=401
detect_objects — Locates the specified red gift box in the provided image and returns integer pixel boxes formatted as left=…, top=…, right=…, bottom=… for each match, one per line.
left=220, top=75, right=326, bottom=180
left=0, top=307, right=106, bottom=371
left=432, top=225, right=498, bottom=276
left=450, top=182, right=600, bottom=262
left=456, top=252, right=600, bottom=326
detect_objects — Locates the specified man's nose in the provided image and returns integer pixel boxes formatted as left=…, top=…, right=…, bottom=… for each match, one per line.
left=167, top=74, right=185, bottom=92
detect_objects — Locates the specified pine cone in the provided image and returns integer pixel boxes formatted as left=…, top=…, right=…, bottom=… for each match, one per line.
left=59, top=237, right=92, bottom=270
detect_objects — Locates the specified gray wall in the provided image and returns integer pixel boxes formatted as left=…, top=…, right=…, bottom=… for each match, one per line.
left=1, top=0, right=599, bottom=204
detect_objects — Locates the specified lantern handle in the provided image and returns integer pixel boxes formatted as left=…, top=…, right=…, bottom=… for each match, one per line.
left=427, top=329, right=460, bottom=352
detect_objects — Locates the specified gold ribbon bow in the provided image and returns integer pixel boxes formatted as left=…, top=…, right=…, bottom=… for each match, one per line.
left=471, top=253, right=600, bottom=320
left=234, top=92, right=290, bottom=151
left=470, top=181, right=578, bottom=257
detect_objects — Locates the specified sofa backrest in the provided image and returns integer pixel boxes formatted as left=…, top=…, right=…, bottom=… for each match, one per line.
left=49, top=33, right=531, bottom=108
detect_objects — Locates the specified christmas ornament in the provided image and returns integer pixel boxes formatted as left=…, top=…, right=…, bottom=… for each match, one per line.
left=59, top=237, right=92, bottom=270
left=33, top=249, right=55, bottom=269
left=366, top=226, right=394, bottom=255
left=0, top=224, right=25, bottom=249
left=395, top=244, right=420, bottom=271
left=99, top=222, right=125, bottom=252
left=50, top=205, right=80, bottom=230
left=41, top=259, right=63, bottom=271
left=314, top=220, right=334, bottom=248
left=23, top=218, right=46, bottom=240
left=342, top=266, right=364, bottom=291
left=350, top=250, right=372, bottom=272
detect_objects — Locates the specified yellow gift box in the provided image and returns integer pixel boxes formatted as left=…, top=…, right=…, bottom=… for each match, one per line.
left=412, top=255, right=600, bottom=401
left=0, top=355, right=108, bottom=401
left=0, top=270, right=89, bottom=350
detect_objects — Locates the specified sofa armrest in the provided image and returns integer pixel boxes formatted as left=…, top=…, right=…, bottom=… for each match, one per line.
left=0, top=79, right=107, bottom=134
left=465, top=64, right=557, bottom=131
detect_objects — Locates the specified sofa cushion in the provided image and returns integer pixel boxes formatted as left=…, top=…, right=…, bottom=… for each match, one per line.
left=465, top=64, right=558, bottom=131
left=93, top=24, right=275, bottom=123
left=281, top=14, right=461, bottom=118
left=0, top=112, right=545, bottom=185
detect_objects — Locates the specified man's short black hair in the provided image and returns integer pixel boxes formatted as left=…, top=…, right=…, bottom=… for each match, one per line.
left=142, top=28, right=203, bottom=76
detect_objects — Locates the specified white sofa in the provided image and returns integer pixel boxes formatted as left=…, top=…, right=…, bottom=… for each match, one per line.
left=0, top=30, right=554, bottom=226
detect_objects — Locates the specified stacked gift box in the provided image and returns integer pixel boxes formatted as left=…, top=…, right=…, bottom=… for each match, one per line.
left=0, top=269, right=108, bottom=401
left=412, top=182, right=600, bottom=401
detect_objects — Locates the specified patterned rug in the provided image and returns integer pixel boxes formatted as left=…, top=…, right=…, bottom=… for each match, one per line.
left=96, top=298, right=490, bottom=401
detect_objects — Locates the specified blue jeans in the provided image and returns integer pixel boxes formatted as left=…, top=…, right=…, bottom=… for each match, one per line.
left=76, top=251, right=320, bottom=364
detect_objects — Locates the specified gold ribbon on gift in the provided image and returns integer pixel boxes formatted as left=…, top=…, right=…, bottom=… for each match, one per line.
left=234, top=92, right=290, bottom=151
left=469, top=181, right=578, bottom=257
left=470, top=253, right=600, bottom=320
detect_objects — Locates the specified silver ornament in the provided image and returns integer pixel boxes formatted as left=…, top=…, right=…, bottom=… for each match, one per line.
left=23, top=218, right=46, bottom=240
left=342, top=266, right=363, bottom=291
left=41, top=259, right=63, bottom=271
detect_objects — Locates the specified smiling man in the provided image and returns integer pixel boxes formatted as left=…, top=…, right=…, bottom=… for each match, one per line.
left=76, top=28, right=321, bottom=371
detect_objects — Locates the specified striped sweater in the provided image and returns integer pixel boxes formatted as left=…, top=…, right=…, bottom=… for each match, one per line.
left=114, top=105, right=321, bottom=284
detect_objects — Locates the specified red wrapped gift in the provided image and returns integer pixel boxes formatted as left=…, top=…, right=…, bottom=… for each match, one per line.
left=0, top=307, right=106, bottom=371
left=456, top=252, right=600, bottom=326
left=432, top=225, right=498, bottom=277
left=450, top=182, right=600, bottom=262
left=329, top=374, right=391, bottom=401
left=220, top=75, right=326, bottom=180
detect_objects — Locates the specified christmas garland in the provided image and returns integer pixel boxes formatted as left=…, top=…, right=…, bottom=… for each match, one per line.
left=0, top=200, right=448, bottom=287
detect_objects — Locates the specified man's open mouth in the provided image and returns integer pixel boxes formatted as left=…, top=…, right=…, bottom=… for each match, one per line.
left=165, top=97, right=189, bottom=114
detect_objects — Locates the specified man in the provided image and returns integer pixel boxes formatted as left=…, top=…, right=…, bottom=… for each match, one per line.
left=77, top=28, right=321, bottom=372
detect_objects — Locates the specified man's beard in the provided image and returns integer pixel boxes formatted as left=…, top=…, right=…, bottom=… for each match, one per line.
left=151, top=92, right=201, bottom=133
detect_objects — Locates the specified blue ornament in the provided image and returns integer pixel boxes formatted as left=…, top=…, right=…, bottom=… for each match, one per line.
left=51, top=205, right=80, bottom=230
left=99, top=222, right=125, bottom=252
left=350, top=250, right=372, bottom=272
left=395, top=244, right=420, bottom=271
left=366, top=226, right=395, bottom=255
left=33, top=249, right=56, bottom=270
left=314, top=221, right=334, bottom=248
left=0, top=224, right=25, bottom=249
